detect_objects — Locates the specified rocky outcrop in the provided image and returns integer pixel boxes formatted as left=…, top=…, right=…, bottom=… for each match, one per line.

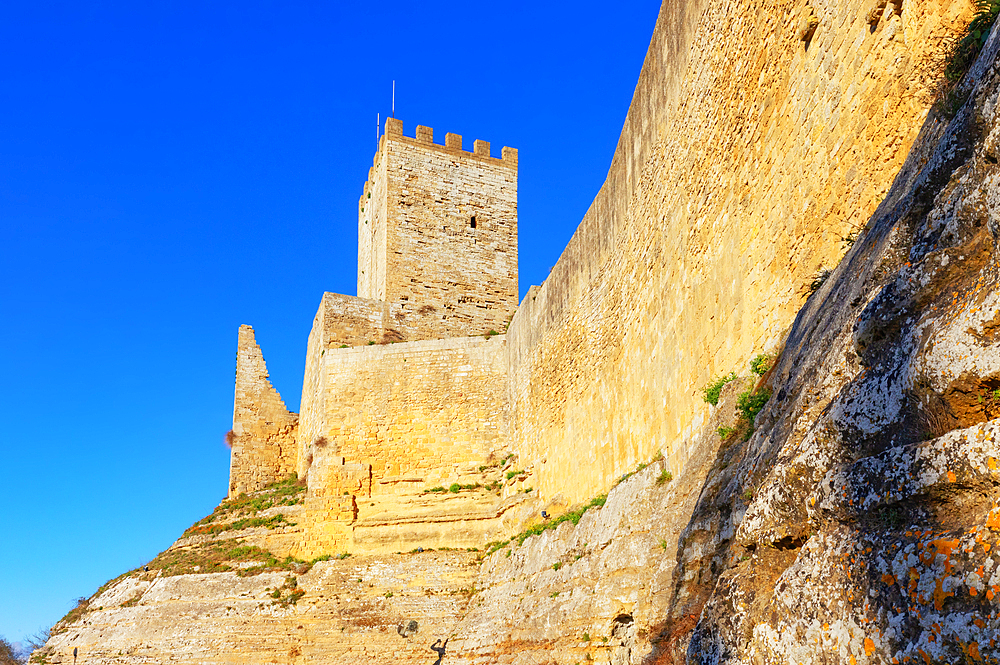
left=683, top=28, right=1000, bottom=664
left=39, top=552, right=479, bottom=664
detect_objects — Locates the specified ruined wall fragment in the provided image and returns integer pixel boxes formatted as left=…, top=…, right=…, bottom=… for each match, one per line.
left=230, top=324, right=298, bottom=496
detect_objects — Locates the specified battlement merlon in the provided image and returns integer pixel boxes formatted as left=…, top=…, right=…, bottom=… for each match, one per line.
left=379, top=117, right=518, bottom=167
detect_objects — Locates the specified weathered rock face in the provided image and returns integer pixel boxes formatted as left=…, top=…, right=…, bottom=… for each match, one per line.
left=41, top=552, right=479, bottom=664
left=685, top=30, right=1000, bottom=665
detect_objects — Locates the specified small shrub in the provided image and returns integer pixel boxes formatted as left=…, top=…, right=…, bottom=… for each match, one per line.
left=385, top=591, right=394, bottom=598
left=367, top=340, right=376, bottom=345
left=449, top=483, right=461, bottom=493
left=750, top=353, right=773, bottom=376
left=656, top=469, right=673, bottom=485
left=224, top=430, right=235, bottom=448
left=340, top=344, right=348, bottom=348
left=737, top=387, right=772, bottom=433
left=506, top=469, right=525, bottom=481
left=552, top=562, right=562, bottom=571
left=582, top=632, right=591, bottom=642
left=550, top=591, right=559, bottom=597
left=702, top=372, right=737, bottom=406
left=658, top=538, right=669, bottom=551
left=945, top=0, right=1000, bottom=83
left=717, top=425, right=736, bottom=439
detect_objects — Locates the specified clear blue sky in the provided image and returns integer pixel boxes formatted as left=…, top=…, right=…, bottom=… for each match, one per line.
left=0, top=0, right=660, bottom=643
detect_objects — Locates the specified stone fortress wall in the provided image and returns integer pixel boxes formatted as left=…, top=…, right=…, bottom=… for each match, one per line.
left=504, top=0, right=971, bottom=506
left=229, top=0, right=971, bottom=550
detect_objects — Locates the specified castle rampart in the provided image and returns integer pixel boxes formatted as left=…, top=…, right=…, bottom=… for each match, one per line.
left=503, top=0, right=969, bottom=505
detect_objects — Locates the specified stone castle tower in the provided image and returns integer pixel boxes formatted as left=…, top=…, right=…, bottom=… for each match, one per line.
left=228, top=119, right=523, bottom=554
left=358, top=117, right=519, bottom=338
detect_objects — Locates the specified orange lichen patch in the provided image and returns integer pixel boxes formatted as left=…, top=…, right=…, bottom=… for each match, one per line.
left=922, top=538, right=960, bottom=573
left=970, top=642, right=983, bottom=662
left=864, top=637, right=876, bottom=656
left=850, top=655, right=857, bottom=665
left=823, top=623, right=830, bottom=631
left=918, top=648, right=932, bottom=664
left=971, top=587, right=979, bottom=596
left=934, top=577, right=955, bottom=611
left=948, top=471, right=957, bottom=483
left=974, top=618, right=986, bottom=628
left=988, top=457, right=997, bottom=470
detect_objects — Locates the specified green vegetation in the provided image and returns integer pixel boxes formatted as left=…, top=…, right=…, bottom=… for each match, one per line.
left=750, top=353, right=773, bottom=376
left=737, top=387, right=772, bottom=435
left=185, top=474, right=305, bottom=537
left=506, top=469, right=525, bottom=481
left=552, top=562, right=562, bottom=571
left=717, top=425, right=736, bottom=439
left=484, top=493, right=608, bottom=556
left=658, top=538, right=669, bottom=551
left=945, top=0, right=999, bottom=83
left=582, top=632, right=591, bottom=642
left=613, top=451, right=664, bottom=488
left=340, top=344, right=348, bottom=348
left=656, top=469, right=673, bottom=485
left=702, top=371, right=737, bottom=406
left=269, top=576, right=305, bottom=607
left=148, top=541, right=329, bottom=577
left=185, top=513, right=293, bottom=536
left=424, top=482, right=481, bottom=495
left=549, top=591, right=559, bottom=597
